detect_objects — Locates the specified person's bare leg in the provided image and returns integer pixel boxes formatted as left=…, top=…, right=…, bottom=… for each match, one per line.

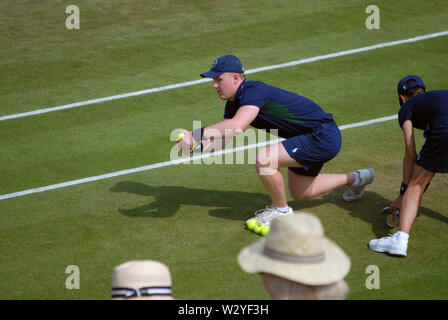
left=255, top=143, right=290, bottom=207
left=368, top=166, right=435, bottom=256
left=256, top=143, right=356, bottom=205
left=399, top=165, right=435, bottom=234
left=288, top=171, right=356, bottom=201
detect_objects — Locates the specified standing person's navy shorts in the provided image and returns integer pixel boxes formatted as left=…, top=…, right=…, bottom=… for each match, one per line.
left=417, top=134, right=448, bottom=173
left=282, top=120, right=342, bottom=177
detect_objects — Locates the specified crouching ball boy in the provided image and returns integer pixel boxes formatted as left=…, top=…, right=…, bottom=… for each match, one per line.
left=178, top=55, right=374, bottom=226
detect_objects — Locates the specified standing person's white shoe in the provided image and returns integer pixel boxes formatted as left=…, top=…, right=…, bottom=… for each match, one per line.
left=343, top=168, right=375, bottom=201
left=368, top=231, right=409, bottom=256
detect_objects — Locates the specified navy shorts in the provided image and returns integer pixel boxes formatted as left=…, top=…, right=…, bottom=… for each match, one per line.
left=282, top=121, right=342, bottom=177
left=417, top=134, right=448, bottom=173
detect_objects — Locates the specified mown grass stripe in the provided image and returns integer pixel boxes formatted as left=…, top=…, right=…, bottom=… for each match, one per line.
left=1, top=30, right=447, bottom=122
left=0, top=114, right=397, bottom=200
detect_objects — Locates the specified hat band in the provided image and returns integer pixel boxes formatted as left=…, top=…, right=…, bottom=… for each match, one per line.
left=263, top=246, right=325, bottom=263
left=111, top=286, right=172, bottom=299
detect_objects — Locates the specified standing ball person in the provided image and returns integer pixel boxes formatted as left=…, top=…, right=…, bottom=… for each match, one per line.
left=369, top=76, right=448, bottom=256
left=178, top=55, right=374, bottom=227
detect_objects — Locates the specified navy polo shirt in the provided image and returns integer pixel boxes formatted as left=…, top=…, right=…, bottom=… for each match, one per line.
left=398, top=90, right=448, bottom=138
left=223, top=80, right=334, bottom=138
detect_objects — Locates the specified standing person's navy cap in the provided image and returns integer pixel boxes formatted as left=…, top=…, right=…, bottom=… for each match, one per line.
left=397, top=75, right=426, bottom=106
left=200, top=55, right=245, bottom=78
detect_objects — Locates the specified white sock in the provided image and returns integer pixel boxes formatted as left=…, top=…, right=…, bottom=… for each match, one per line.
left=395, top=231, right=409, bottom=241
left=275, top=206, right=290, bottom=213
left=352, top=171, right=361, bottom=186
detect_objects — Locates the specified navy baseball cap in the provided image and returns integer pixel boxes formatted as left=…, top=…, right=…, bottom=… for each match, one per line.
left=200, top=55, right=245, bottom=78
left=397, top=75, right=426, bottom=105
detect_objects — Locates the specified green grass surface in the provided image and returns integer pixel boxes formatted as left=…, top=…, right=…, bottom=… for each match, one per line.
left=1, top=0, right=447, bottom=300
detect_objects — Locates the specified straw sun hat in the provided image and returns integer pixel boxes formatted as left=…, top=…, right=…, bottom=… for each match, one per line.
left=238, top=212, right=351, bottom=286
left=111, top=260, right=173, bottom=300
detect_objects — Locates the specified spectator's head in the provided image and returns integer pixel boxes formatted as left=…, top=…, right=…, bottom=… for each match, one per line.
left=238, top=212, right=351, bottom=300
left=111, top=260, right=173, bottom=300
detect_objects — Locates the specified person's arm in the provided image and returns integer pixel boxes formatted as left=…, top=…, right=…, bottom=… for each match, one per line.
left=200, top=137, right=230, bottom=153
left=401, top=119, right=418, bottom=184
left=389, top=119, right=417, bottom=211
left=180, top=105, right=260, bottom=153
left=203, top=105, right=260, bottom=139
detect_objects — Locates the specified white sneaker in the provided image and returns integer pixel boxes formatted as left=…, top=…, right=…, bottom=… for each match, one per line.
left=368, top=233, right=408, bottom=256
left=343, top=168, right=375, bottom=201
left=245, top=205, right=293, bottom=227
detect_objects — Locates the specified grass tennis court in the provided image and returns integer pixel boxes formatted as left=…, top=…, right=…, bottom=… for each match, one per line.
left=1, top=0, right=447, bottom=299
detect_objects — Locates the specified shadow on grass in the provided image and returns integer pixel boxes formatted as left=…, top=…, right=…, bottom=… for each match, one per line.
left=109, top=181, right=271, bottom=221
left=110, top=181, right=447, bottom=238
left=289, top=190, right=448, bottom=238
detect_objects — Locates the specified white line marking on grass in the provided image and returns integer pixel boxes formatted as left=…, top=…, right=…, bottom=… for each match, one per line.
left=0, top=114, right=397, bottom=200
left=244, top=30, right=448, bottom=75
left=1, top=30, right=447, bottom=121
left=338, top=115, right=397, bottom=130
left=0, top=79, right=211, bottom=121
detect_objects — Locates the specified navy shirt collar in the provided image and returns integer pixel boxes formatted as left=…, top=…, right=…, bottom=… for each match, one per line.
left=233, top=78, right=248, bottom=101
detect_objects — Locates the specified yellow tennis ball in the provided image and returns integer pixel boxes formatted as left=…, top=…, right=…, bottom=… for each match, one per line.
left=247, top=219, right=257, bottom=230
left=260, top=225, right=270, bottom=236
left=177, top=133, right=185, bottom=142
left=253, top=222, right=263, bottom=234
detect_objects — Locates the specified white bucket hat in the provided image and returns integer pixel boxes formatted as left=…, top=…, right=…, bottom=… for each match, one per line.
left=111, top=260, right=173, bottom=300
left=237, top=212, right=351, bottom=286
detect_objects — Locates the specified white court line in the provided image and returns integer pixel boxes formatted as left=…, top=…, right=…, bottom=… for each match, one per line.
left=1, top=30, right=447, bottom=122
left=0, top=114, right=397, bottom=201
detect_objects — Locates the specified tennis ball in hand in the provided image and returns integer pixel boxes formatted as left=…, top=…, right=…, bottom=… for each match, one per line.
left=247, top=219, right=257, bottom=231
left=177, top=133, right=185, bottom=142
left=253, top=222, right=263, bottom=234
left=260, top=225, right=270, bottom=236
left=177, top=132, right=198, bottom=152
